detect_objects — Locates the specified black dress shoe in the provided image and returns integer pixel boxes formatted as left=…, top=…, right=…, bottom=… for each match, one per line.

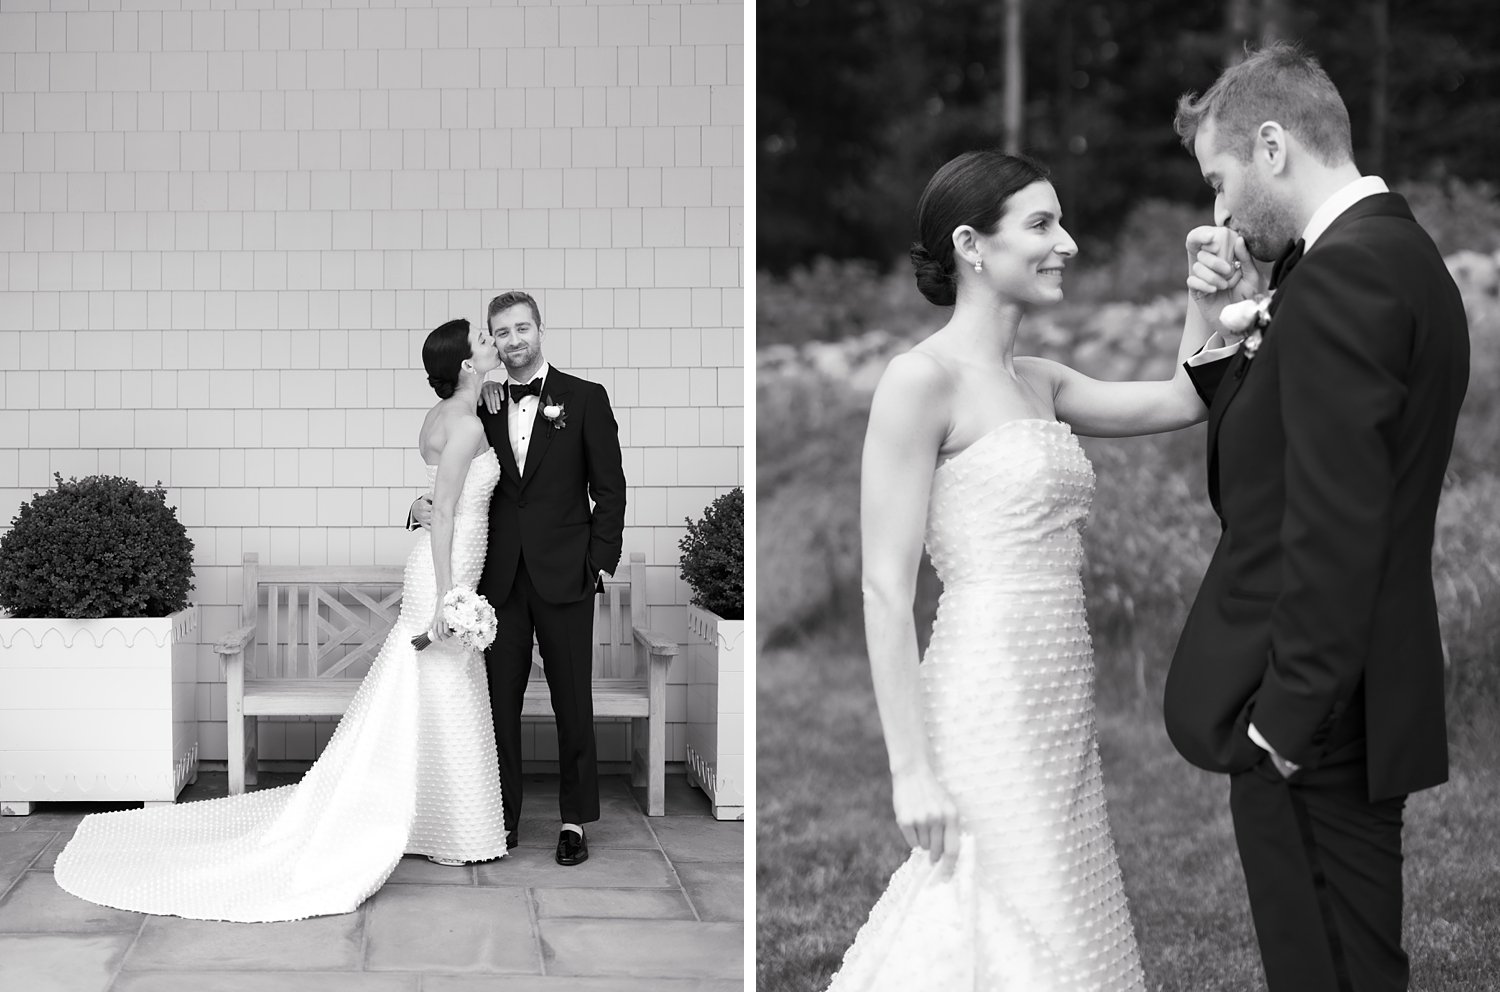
left=505, top=828, right=519, bottom=850
left=556, top=828, right=588, bottom=866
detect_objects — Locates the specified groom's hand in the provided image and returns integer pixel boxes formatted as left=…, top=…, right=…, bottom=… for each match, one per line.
left=410, top=495, right=433, bottom=531
left=1186, top=225, right=1260, bottom=328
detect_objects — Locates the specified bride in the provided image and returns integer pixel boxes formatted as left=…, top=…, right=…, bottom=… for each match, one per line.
left=826, top=150, right=1253, bottom=989
left=55, top=317, right=511, bottom=922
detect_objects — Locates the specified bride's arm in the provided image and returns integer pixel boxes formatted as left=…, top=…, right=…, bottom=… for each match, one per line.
left=860, top=352, right=960, bottom=864
left=426, top=416, right=486, bottom=640
left=1041, top=227, right=1261, bottom=438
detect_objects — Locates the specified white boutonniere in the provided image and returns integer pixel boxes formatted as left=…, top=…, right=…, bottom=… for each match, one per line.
left=1219, top=291, right=1274, bottom=361
left=542, top=395, right=567, bottom=431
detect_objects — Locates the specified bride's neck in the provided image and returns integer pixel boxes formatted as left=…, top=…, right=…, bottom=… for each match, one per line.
left=941, top=295, right=1025, bottom=370
left=450, top=377, right=482, bottom=408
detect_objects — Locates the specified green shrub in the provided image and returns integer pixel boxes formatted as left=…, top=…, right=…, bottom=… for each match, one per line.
left=679, top=487, right=744, bottom=621
left=756, top=258, right=935, bottom=348
left=1397, top=178, right=1500, bottom=256
left=0, top=474, right=195, bottom=619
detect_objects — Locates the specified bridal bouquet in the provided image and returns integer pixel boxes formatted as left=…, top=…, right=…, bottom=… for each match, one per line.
left=412, top=587, right=497, bottom=653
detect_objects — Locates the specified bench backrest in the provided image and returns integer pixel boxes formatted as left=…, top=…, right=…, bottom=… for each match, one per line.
left=239, top=552, right=649, bottom=681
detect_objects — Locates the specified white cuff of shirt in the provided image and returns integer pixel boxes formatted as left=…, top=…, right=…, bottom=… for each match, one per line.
left=1186, top=331, right=1244, bottom=367
left=1248, top=722, right=1299, bottom=771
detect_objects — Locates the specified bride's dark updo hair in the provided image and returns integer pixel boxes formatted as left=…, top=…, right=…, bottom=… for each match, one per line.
left=910, top=150, right=1052, bottom=306
left=423, top=318, right=472, bottom=399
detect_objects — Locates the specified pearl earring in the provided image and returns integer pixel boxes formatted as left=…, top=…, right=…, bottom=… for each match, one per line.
left=974, top=258, right=984, bottom=273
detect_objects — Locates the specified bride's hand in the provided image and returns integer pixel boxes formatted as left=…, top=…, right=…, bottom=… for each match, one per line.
left=480, top=380, right=506, bottom=415
left=428, top=607, right=451, bottom=643
left=891, top=766, right=960, bottom=865
left=1186, top=226, right=1260, bottom=322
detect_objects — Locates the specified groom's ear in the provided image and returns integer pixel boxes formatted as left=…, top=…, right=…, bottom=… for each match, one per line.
left=1256, top=121, right=1288, bottom=175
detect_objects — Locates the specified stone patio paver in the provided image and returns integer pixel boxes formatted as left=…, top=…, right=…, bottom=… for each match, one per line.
left=473, top=845, right=678, bottom=889
left=0, top=831, right=52, bottom=892
left=532, top=885, right=696, bottom=920
left=540, top=918, right=743, bottom=979
left=0, top=933, right=136, bottom=992
left=0, top=872, right=146, bottom=932
left=384, top=854, right=476, bottom=886
left=125, top=912, right=364, bottom=971
left=0, top=772, right=745, bottom=990
left=649, top=815, right=745, bottom=862
left=423, top=978, right=743, bottom=992
left=111, top=974, right=418, bottom=992
left=674, top=861, right=744, bottom=922
left=362, top=884, right=539, bottom=974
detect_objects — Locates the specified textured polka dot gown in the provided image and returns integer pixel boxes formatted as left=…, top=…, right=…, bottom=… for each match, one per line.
left=55, top=450, right=508, bottom=922
left=827, top=420, right=1146, bottom=991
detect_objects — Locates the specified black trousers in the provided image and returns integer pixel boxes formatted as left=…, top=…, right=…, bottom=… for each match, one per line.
left=1229, top=756, right=1408, bottom=992
left=486, top=562, right=599, bottom=829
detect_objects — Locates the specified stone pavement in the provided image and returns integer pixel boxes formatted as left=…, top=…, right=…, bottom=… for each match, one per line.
left=0, top=772, right=744, bottom=992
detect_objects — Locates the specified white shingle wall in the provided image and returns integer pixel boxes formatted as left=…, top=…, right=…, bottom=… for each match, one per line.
left=0, top=0, right=745, bottom=769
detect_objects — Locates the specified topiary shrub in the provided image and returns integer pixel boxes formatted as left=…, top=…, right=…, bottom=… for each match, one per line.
left=678, top=487, right=744, bottom=621
left=0, top=474, right=195, bottom=619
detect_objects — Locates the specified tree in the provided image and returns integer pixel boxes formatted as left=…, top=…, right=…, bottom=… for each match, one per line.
left=1003, top=0, right=1025, bottom=153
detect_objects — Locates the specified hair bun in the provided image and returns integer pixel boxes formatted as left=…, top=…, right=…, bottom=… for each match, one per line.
left=428, top=374, right=457, bottom=400
left=910, top=241, right=957, bottom=307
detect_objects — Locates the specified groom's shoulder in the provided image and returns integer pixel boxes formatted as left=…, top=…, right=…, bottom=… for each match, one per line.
left=550, top=367, right=608, bottom=394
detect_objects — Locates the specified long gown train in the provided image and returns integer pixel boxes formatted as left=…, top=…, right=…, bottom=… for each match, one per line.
left=54, top=450, right=508, bottom=923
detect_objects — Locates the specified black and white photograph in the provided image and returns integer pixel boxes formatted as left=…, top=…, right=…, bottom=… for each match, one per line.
left=0, top=0, right=745, bottom=987
left=758, top=2, right=1498, bottom=990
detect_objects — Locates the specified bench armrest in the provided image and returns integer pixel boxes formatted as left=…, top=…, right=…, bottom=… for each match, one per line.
left=631, top=626, right=678, bottom=659
left=215, top=623, right=256, bottom=684
left=214, top=624, right=256, bottom=657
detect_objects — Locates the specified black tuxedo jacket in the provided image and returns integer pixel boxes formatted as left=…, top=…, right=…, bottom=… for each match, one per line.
left=1165, top=193, right=1469, bottom=801
left=477, top=367, right=626, bottom=606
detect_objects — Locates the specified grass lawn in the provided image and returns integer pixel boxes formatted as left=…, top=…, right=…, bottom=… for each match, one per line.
left=756, top=639, right=1500, bottom=992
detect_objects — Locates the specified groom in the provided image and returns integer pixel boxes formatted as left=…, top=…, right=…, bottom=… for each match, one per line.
left=415, top=291, right=626, bottom=866
left=1165, top=44, right=1469, bottom=992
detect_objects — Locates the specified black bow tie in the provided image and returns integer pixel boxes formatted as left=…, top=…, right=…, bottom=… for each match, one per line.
left=1269, top=238, right=1305, bottom=291
left=508, top=378, right=543, bottom=402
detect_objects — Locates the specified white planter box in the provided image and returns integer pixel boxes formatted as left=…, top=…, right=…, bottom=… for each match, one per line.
left=685, top=606, right=744, bottom=821
left=0, top=606, right=200, bottom=815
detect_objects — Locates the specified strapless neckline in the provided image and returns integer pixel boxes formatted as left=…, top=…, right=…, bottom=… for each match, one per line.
left=423, top=448, right=499, bottom=471
left=937, top=418, right=1072, bottom=473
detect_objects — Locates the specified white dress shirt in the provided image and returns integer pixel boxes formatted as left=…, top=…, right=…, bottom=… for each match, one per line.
left=486, top=361, right=550, bottom=475
left=1187, top=175, right=1391, bottom=368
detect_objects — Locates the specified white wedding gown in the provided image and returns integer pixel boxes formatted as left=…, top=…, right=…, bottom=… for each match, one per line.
left=55, top=449, right=508, bottom=922
left=827, top=420, right=1145, bottom=991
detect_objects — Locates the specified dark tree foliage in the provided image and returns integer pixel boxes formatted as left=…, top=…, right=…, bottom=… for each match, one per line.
left=0, top=474, right=195, bottom=619
left=678, top=488, right=744, bottom=621
left=759, top=0, right=1500, bottom=274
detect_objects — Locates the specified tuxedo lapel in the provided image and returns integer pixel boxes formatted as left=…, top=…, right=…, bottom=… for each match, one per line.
left=518, top=370, right=573, bottom=489
left=1204, top=347, right=1251, bottom=513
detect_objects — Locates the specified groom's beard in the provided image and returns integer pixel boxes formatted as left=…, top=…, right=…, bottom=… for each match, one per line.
left=1232, top=174, right=1299, bottom=263
left=502, top=346, right=540, bottom=376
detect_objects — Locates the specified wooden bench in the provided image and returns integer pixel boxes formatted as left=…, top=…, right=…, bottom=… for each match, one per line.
left=214, top=551, right=677, bottom=814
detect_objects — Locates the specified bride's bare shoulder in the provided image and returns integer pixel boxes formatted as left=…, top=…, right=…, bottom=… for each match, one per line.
left=421, top=403, right=486, bottom=463
left=879, top=346, right=954, bottom=395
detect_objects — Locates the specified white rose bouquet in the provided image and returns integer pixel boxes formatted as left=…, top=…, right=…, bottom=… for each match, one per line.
left=411, top=587, right=498, bottom=653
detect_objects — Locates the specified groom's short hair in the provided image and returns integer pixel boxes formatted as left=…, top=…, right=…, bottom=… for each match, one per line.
left=487, top=291, right=542, bottom=331
left=1174, top=41, right=1353, bottom=167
